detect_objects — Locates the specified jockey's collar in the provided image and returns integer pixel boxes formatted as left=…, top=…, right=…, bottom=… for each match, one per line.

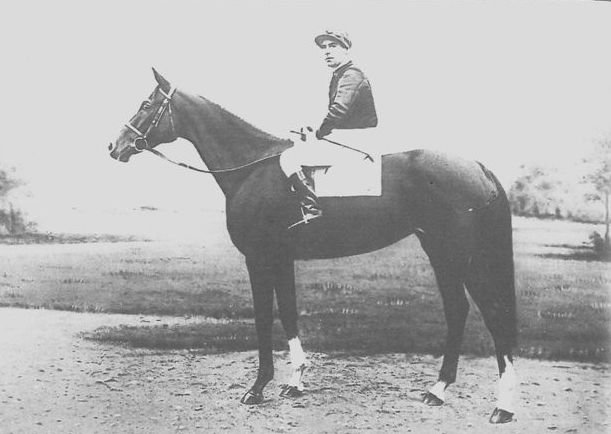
left=333, top=61, right=353, bottom=75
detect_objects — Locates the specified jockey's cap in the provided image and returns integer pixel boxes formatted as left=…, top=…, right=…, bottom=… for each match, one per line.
left=314, top=30, right=352, bottom=50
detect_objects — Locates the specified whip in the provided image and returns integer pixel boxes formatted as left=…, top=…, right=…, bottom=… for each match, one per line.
left=289, top=129, right=374, bottom=162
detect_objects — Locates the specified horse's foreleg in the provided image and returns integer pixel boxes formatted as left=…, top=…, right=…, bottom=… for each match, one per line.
left=273, top=256, right=307, bottom=398
left=279, top=336, right=307, bottom=398
left=241, top=256, right=276, bottom=405
left=490, top=355, right=517, bottom=423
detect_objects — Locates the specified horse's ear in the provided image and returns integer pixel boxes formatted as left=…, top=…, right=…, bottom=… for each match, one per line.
left=152, top=67, right=171, bottom=91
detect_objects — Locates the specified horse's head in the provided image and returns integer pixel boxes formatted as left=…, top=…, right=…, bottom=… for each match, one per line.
left=109, top=68, right=178, bottom=162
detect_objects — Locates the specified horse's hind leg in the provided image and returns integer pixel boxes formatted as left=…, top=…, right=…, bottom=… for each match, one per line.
left=464, top=252, right=517, bottom=423
left=465, top=197, right=517, bottom=423
left=417, top=234, right=469, bottom=406
left=273, top=255, right=307, bottom=398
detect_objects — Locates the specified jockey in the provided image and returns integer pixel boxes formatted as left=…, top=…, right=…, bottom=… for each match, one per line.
left=280, top=30, right=378, bottom=227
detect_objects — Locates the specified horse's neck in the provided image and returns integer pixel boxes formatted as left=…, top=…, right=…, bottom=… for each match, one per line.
left=174, top=92, right=290, bottom=195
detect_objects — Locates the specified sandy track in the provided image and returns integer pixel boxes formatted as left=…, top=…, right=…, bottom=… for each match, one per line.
left=0, top=307, right=608, bottom=433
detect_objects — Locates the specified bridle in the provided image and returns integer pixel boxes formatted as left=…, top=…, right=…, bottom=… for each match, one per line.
left=125, top=86, right=176, bottom=152
left=122, top=86, right=280, bottom=174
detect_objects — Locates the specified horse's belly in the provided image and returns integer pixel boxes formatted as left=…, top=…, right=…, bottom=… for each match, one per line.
left=293, top=196, right=413, bottom=259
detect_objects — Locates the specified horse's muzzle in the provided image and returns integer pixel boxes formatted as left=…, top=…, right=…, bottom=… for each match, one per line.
left=108, top=142, right=129, bottom=162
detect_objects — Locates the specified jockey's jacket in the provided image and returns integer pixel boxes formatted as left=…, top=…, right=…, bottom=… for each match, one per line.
left=316, top=61, right=378, bottom=139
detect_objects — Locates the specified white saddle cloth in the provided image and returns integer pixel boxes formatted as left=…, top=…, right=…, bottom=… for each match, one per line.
left=280, top=128, right=395, bottom=197
left=309, top=155, right=381, bottom=197
left=309, top=129, right=384, bottom=197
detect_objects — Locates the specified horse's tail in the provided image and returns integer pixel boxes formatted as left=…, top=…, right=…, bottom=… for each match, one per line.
left=471, top=164, right=517, bottom=350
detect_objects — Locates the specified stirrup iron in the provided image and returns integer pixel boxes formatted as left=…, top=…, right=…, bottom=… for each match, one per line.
left=288, top=207, right=322, bottom=229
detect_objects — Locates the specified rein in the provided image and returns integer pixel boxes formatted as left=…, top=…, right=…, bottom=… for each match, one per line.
left=125, top=86, right=280, bottom=174
left=146, top=147, right=280, bottom=174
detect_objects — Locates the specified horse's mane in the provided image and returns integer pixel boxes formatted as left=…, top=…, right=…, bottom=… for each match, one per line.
left=184, top=93, right=292, bottom=165
left=197, top=96, right=284, bottom=143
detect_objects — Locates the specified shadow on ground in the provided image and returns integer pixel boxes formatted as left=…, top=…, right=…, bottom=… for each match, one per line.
left=537, top=243, right=611, bottom=262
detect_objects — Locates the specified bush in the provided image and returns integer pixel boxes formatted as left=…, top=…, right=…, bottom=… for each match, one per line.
left=0, top=206, right=28, bottom=235
left=589, top=231, right=611, bottom=260
left=0, top=166, right=33, bottom=236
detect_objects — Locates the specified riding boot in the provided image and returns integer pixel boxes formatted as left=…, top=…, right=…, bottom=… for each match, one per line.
left=288, top=169, right=322, bottom=228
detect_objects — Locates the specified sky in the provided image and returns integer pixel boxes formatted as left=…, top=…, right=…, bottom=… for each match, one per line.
left=1, top=0, right=611, bottom=227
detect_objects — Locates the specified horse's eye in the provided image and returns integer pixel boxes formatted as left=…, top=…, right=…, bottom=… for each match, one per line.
left=140, top=101, right=151, bottom=110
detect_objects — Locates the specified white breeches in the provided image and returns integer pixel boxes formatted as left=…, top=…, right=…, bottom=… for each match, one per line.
left=279, top=129, right=382, bottom=177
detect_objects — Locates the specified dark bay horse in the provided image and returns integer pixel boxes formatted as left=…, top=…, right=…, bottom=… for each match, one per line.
left=109, top=69, right=518, bottom=423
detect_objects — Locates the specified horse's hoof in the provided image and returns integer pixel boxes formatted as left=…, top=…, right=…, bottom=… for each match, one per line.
left=279, top=385, right=304, bottom=398
left=240, top=389, right=264, bottom=405
left=422, top=391, right=444, bottom=406
left=489, top=407, right=514, bottom=424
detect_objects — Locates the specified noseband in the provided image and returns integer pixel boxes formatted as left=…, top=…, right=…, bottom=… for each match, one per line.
left=125, top=86, right=176, bottom=151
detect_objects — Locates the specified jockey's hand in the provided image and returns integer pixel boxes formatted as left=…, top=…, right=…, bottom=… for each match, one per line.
left=299, top=126, right=314, bottom=142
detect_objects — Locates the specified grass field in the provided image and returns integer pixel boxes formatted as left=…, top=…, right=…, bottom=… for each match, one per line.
left=0, top=214, right=608, bottom=362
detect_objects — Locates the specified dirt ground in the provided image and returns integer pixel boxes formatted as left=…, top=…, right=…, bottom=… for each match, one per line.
left=0, top=307, right=608, bottom=433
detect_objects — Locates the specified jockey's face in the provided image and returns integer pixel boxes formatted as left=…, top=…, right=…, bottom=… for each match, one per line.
left=319, top=39, right=349, bottom=69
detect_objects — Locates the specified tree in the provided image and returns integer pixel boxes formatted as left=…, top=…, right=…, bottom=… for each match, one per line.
left=508, top=165, right=566, bottom=218
left=582, top=138, right=611, bottom=244
left=0, top=167, right=26, bottom=235
left=0, top=167, right=22, bottom=198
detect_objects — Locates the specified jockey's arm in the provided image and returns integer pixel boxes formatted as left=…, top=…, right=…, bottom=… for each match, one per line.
left=316, top=69, right=366, bottom=139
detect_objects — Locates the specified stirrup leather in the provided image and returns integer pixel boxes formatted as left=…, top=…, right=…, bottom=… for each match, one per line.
left=288, top=170, right=322, bottom=229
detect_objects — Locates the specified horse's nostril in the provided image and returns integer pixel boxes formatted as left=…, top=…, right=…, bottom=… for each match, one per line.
left=108, top=142, right=113, bottom=151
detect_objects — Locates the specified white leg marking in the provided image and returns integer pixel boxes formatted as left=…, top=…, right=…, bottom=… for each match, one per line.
left=287, top=367, right=305, bottom=389
left=497, top=356, right=517, bottom=413
left=287, top=337, right=307, bottom=389
left=289, top=337, right=306, bottom=366
left=429, top=381, right=447, bottom=402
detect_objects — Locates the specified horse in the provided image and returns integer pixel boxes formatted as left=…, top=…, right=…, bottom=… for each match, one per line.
left=109, top=69, right=518, bottom=424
